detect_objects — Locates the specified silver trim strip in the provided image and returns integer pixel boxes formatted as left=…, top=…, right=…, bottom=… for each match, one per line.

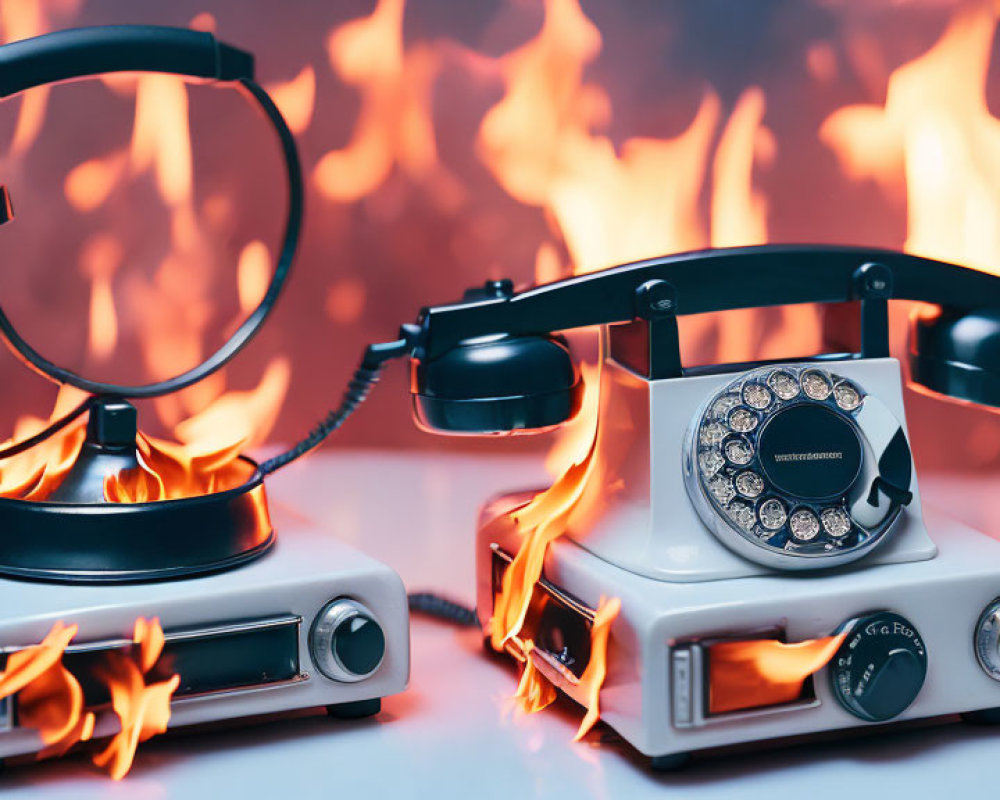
left=1, top=614, right=304, bottom=657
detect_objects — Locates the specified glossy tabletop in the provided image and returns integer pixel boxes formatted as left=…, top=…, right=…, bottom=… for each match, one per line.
left=2, top=451, right=998, bottom=798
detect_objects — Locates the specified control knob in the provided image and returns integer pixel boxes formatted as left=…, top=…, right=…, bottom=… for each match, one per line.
left=829, top=611, right=927, bottom=722
left=310, top=598, right=386, bottom=682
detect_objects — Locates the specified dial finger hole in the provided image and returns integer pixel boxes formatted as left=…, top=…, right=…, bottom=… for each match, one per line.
left=724, top=436, right=754, bottom=465
left=735, top=471, right=764, bottom=498
left=743, top=383, right=773, bottom=410
left=801, top=370, right=832, bottom=400
left=758, top=498, right=787, bottom=531
left=833, top=381, right=862, bottom=411
left=728, top=407, right=759, bottom=433
left=768, top=370, right=800, bottom=400
left=789, top=508, right=821, bottom=541
left=821, top=506, right=852, bottom=538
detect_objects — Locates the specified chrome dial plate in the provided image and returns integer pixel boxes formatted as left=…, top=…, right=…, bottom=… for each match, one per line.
left=683, top=364, right=912, bottom=570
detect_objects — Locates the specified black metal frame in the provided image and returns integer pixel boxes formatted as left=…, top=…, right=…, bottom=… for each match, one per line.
left=414, top=246, right=998, bottom=378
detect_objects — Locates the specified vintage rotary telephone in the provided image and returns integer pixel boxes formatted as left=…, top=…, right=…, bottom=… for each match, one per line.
left=293, top=245, right=1000, bottom=576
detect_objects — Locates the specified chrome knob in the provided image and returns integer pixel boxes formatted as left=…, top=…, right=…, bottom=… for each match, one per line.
left=310, top=599, right=386, bottom=682
left=974, top=599, right=1000, bottom=680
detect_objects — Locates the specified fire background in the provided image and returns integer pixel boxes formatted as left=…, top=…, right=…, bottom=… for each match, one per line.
left=3, top=0, right=1000, bottom=795
left=1, top=0, right=998, bottom=478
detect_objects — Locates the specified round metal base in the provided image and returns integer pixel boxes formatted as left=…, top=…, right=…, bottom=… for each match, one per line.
left=0, top=457, right=274, bottom=584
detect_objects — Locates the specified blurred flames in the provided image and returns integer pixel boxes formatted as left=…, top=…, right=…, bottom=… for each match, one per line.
left=313, top=0, right=441, bottom=201
left=822, top=0, right=1000, bottom=273
left=267, top=66, right=316, bottom=135
left=482, top=0, right=795, bottom=740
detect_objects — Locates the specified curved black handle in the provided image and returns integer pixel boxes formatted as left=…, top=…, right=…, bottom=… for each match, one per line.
left=417, top=245, right=1000, bottom=358
left=0, top=25, right=253, bottom=98
left=0, top=26, right=300, bottom=401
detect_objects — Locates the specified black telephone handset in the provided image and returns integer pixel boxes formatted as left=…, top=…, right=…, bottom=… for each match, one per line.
left=405, top=245, right=1000, bottom=435
left=262, top=245, right=1000, bottom=474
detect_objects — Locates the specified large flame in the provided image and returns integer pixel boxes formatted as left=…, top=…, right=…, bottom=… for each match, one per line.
left=480, top=0, right=791, bottom=743
left=93, top=617, right=179, bottom=781
left=822, top=1, right=1000, bottom=273
left=708, top=633, right=847, bottom=715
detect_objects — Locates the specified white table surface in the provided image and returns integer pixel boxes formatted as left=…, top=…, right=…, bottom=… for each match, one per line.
left=3, top=451, right=999, bottom=797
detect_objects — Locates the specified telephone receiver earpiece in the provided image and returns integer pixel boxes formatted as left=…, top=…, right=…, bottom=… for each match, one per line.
left=411, top=332, right=583, bottom=435
left=909, top=306, right=1000, bottom=407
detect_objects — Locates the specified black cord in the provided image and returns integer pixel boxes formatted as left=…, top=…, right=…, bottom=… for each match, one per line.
left=407, top=592, right=479, bottom=627
left=259, top=337, right=412, bottom=475
left=0, top=395, right=95, bottom=461
left=0, top=77, right=303, bottom=399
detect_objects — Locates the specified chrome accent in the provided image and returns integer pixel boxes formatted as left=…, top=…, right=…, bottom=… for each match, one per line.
left=170, top=673, right=310, bottom=704
left=0, top=696, right=10, bottom=733
left=0, top=614, right=304, bottom=657
left=683, top=364, right=907, bottom=571
left=310, top=599, right=384, bottom=683
left=975, top=598, right=1000, bottom=681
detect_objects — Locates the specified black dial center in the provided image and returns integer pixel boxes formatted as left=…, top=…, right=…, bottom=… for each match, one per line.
left=757, top=403, right=862, bottom=501
left=829, top=611, right=927, bottom=722
left=333, top=614, right=386, bottom=676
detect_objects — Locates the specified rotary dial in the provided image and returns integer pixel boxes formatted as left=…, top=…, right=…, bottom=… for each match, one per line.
left=684, top=364, right=913, bottom=570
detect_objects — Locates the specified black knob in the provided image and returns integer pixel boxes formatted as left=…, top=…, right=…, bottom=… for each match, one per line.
left=310, top=599, right=386, bottom=682
left=829, top=611, right=927, bottom=722
left=333, top=613, right=385, bottom=677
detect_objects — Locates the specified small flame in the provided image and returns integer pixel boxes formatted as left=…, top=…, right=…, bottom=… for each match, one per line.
left=1, top=0, right=52, bottom=156
left=103, top=432, right=254, bottom=503
left=92, top=617, right=179, bottom=781
left=64, top=152, right=127, bottom=212
left=0, top=622, right=95, bottom=749
left=130, top=75, right=192, bottom=208
left=708, top=633, right=847, bottom=715
left=81, top=232, right=124, bottom=360
left=0, top=385, right=88, bottom=500
left=513, top=641, right=558, bottom=714
left=572, top=595, right=620, bottom=741
left=266, top=66, right=316, bottom=135
left=237, top=240, right=271, bottom=314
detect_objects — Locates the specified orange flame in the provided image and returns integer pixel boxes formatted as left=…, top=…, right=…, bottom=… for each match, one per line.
left=0, top=0, right=54, bottom=156
left=513, top=641, right=558, bottom=714
left=0, top=622, right=95, bottom=749
left=81, top=232, right=124, bottom=361
left=103, top=431, right=255, bottom=503
left=822, top=1, right=1000, bottom=273
left=572, top=595, right=620, bottom=741
left=93, top=617, right=179, bottom=781
left=0, top=386, right=88, bottom=500
left=267, top=66, right=316, bottom=135
left=708, top=633, right=847, bottom=715
left=64, top=153, right=128, bottom=213
left=237, top=240, right=272, bottom=313
left=314, top=0, right=440, bottom=201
